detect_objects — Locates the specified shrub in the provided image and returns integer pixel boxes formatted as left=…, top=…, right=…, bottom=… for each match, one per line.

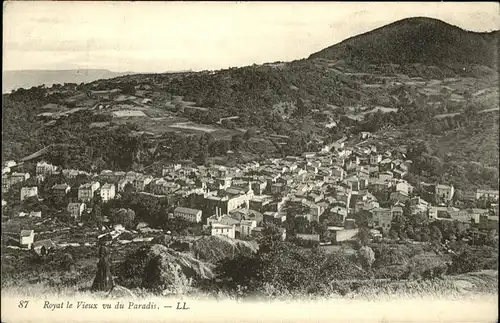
left=448, top=246, right=496, bottom=274
left=291, top=237, right=320, bottom=248
left=357, top=246, right=375, bottom=269
left=57, top=253, right=75, bottom=271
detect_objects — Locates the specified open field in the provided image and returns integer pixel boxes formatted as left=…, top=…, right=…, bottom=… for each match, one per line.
left=113, top=110, right=148, bottom=118
left=433, top=112, right=461, bottom=119
left=169, top=122, right=217, bottom=133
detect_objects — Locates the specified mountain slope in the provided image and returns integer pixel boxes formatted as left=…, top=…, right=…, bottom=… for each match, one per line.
left=309, top=17, right=499, bottom=69
left=2, top=69, right=133, bottom=94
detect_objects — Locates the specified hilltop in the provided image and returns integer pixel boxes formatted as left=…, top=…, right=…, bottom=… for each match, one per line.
left=309, top=17, right=499, bottom=71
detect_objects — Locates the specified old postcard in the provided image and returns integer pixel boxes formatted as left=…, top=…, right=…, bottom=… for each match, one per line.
left=2, top=1, right=499, bottom=322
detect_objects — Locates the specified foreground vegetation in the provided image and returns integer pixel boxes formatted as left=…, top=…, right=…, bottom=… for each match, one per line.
left=2, top=223, right=497, bottom=300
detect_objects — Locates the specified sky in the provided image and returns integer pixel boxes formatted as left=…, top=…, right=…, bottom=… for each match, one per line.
left=3, top=2, right=500, bottom=73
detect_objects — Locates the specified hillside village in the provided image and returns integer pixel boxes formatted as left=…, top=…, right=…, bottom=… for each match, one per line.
left=2, top=127, right=498, bottom=254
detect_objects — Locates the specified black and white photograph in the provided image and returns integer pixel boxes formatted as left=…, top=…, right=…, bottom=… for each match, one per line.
left=1, top=2, right=499, bottom=322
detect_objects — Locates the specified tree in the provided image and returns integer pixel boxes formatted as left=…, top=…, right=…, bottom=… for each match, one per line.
left=295, top=98, right=309, bottom=116
left=46, top=194, right=67, bottom=211
left=230, top=134, right=244, bottom=151
left=407, top=141, right=432, bottom=160
left=243, top=129, right=256, bottom=140
left=205, top=111, right=220, bottom=124
left=199, top=133, right=215, bottom=149
left=215, top=255, right=261, bottom=291
left=356, top=227, right=371, bottom=247
left=162, top=217, right=191, bottom=234
left=390, top=212, right=407, bottom=238
left=403, top=200, right=412, bottom=217
left=222, top=119, right=236, bottom=129
left=357, top=246, right=375, bottom=270
left=410, top=211, right=429, bottom=228
left=90, top=203, right=102, bottom=223
left=352, top=210, right=372, bottom=228
left=194, top=150, right=208, bottom=165
left=123, top=183, right=136, bottom=195
left=57, top=252, right=75, bottom=271
left=258, top=223, right=283, bottom=253
left=292, top=216, right=311, bottom=235
left=449, top=247, right=481, bottom=274
left=110, top=208, right=136, bottom=228
left=430, top=226, right=443, bottom=244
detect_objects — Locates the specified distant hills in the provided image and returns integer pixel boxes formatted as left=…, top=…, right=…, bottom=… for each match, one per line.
left=2, top=69, right=134, bottom=94
left=309, top=17, right=499, bottom=69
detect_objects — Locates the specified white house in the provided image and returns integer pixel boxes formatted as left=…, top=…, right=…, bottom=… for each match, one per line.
left=302, top=152, right=316, bottom=159
left=476, top=189, right=499, bottom=202
left=36, top=161, right=58, bottom=176
left=211, top=223, right=236, bottom=239
left=360, top=132, right=372, bottom=140
left=395, top=181, right=412, bottom=195
left=435, top=184, right=455, bottom=202
left=20, top=230, right=35, bottom=249
left=29, top=211, right=42, bottom=218
left=5, top=160, right=16, bottom=168
left=100, top=183, right=116, bottom=202
left=20, top=187, right=38, bottom=201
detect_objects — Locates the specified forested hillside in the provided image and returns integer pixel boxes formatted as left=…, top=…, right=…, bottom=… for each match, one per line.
left=309, top=17, right=499, bottom=70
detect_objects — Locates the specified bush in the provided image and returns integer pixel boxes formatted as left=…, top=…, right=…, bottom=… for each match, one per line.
left=243, top=129, right=256, bottom=140
left=357, top=246, right=375, bottom=269
left=448, top=246, right=497, bottom=274
left=372, top=243, right=411, bottom=267
left=422, top=265, right=447, bottom=279
left=291, top=237, right=320, bottom=248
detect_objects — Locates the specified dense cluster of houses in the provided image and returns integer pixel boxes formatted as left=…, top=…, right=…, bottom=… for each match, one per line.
left=2, top=133, right=499, bottom=248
